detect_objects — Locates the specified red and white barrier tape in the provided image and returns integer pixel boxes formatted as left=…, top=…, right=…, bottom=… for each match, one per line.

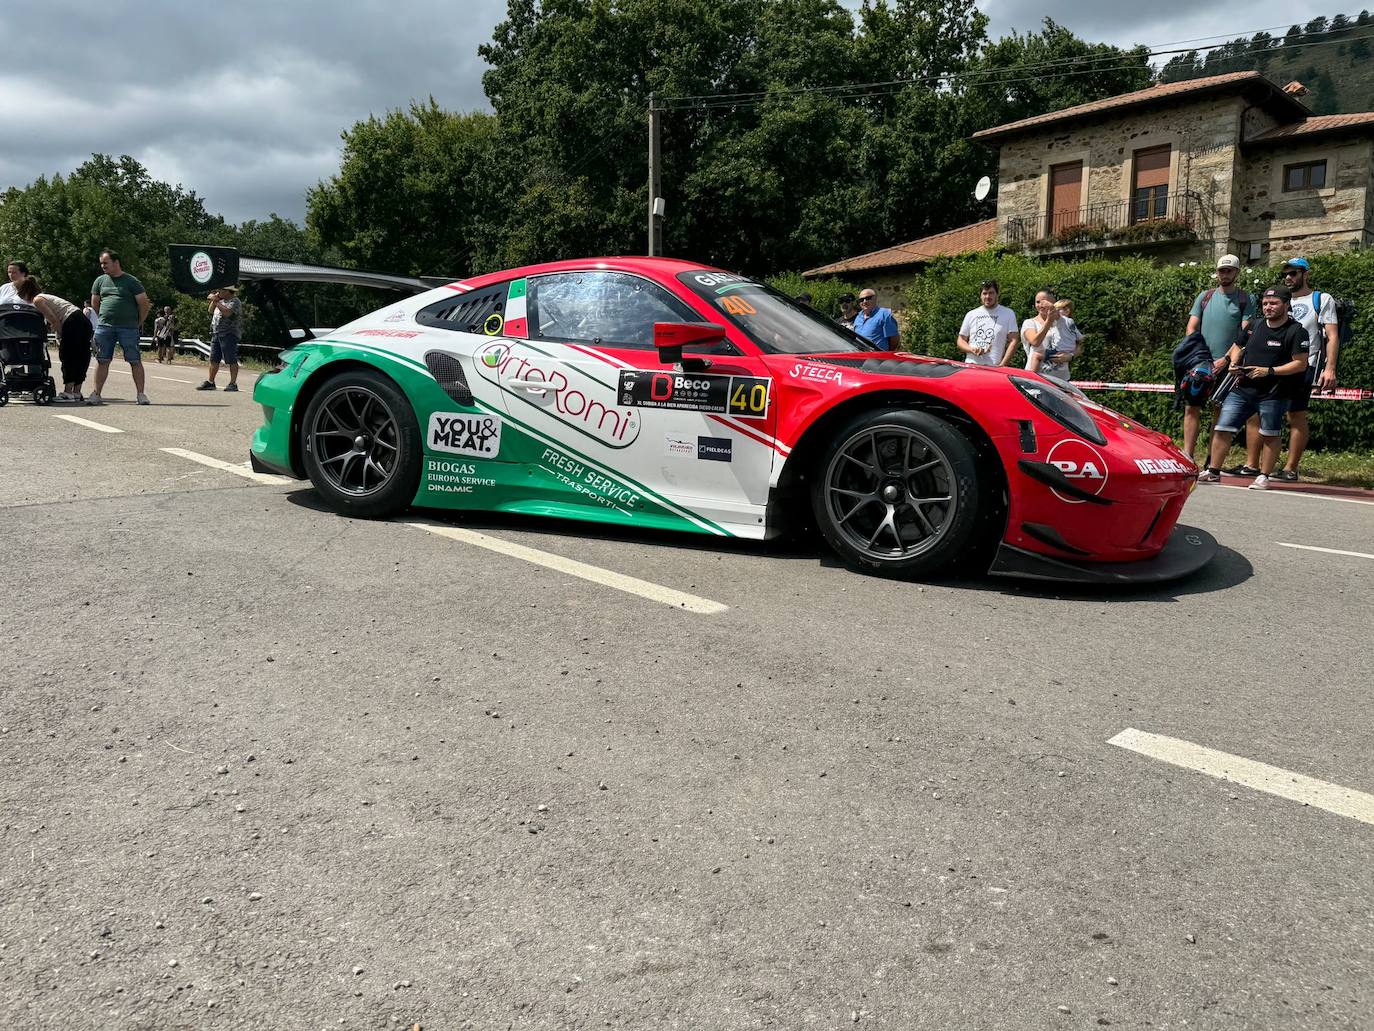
left=1071, top=381, right=1373, bottom=401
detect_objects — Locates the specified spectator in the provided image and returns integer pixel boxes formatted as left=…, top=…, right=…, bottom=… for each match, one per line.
left=956, top=279, right=1018, bottom=367
left=198, top=286, right=243, bottom=391
left=1020, top=288, right=1079, bottom=383
left=18, top=277, right=92, bottom=401
left=836, top=293, right=857, bottom=331
left=154, top=306, right=178, bottom=364
left=1227, top=256, right=1338, bottom=482
left=88, top=248, right=151, bottom=406
left=1198, top=287, right=1308, bottom=490
left=1, top=260, right=28, bottom=305
left=852, top=289, right=899, bottom=351
left=1183, top=255, right=1255, bottom=461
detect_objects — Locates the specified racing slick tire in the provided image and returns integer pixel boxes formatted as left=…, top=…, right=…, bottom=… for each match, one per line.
left=811, top=408, right=984, bottom=579
left=301, top=368, right=421, bottom=519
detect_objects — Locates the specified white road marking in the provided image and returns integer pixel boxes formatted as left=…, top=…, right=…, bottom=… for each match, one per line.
left=1276, top=542, right=1374, bottom=561
left=107, top=366, right=258, bottom=385
left=1216, top=483, right=1374, bottom=507
left=51, top=414, right=123, bottom=434
left=160, top=447, right=294, bottom=485
left=1109, top=728, right=1374, bottom=826
left=405, top=520, right=729, bottom=615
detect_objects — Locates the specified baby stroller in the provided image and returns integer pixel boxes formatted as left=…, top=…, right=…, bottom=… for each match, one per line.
left=0, top=303, right=56, bottom=406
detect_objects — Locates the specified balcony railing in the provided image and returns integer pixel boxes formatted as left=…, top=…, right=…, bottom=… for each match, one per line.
left=1003, top=190, right=1205, bottom=251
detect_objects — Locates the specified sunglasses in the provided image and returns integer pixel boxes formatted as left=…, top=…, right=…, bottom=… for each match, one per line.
left=859, top=296, right=876, bottom=303
left=1282, top=269, right=1302, bottom=276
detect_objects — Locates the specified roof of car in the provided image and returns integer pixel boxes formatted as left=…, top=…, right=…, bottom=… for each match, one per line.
left=450, top=256, right=723, bottom=291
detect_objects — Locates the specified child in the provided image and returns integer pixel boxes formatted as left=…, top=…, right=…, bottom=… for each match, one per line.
left=1021, top=290, right=1081, bottom=383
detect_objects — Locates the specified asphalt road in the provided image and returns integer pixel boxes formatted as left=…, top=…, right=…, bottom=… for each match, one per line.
left=2, top=359, right=1371, bottom=1031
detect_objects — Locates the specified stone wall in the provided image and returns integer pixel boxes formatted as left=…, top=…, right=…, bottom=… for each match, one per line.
left=1232, top=139, right=1373, bottom=263
left=994, top=94, right=1245, bottom=261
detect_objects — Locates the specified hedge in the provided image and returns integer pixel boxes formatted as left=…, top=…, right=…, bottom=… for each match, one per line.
left=776, top=250, right=1374, bottom=452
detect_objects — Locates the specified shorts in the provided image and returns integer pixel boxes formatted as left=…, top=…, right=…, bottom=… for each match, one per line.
left=210, top=335, right=240, bottom=364
left=1288, top=378, right=1313, bottom=414
left=1216, top=390, right=1289, bottom=436
left=93, top=324, right=142, bottom=363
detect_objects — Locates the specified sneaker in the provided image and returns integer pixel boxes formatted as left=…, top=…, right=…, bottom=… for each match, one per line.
left=1274, top=469, right=1299, bottom=482
left=1249, top=474, right=1270, bottom=490
left=224, top=383, right=239, bottom=393
left=1222, top=464, right=1260, bottom=477
left=55, top=391, right=73, bottom=402
left=136, top=393, right=150, bottom=405
left=196, top=381, right=217, bottom=391
left=71, top=392, right=83, bottom=403
left=85, top=393, right=104, bottom=406
left=1197, top=469, right=1221, bottom=483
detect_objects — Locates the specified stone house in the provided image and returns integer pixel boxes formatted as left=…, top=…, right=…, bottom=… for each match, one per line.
left=806, top=70, right=1374, bottom=290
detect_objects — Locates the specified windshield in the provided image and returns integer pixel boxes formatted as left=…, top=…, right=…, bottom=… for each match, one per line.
left=676, top=271, right=874, bottom=355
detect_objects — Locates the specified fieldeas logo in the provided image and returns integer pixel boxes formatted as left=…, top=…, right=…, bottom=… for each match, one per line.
left=189, top=251, right=214, bottom=285
left=696, top=436, right=732, bottom=462
left=475, top=341, right=640, bottom=449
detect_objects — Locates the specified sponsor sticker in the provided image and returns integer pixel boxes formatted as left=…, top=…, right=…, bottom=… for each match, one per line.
left=384, top=309, right=410, bottom=323
left=537, top=446, right=641, bottom=512
left=697, top=436, right=732, bottom=462
left=1045, top=438, right=1108, bottom=503
left=423, top=458, right=497, bottom=495
left=787, top=362, right=843, bottom=387
left=664, top=435, right=696, bottom=458
left=618, top=370, right=770, bottom=416
left=1134, top=457, right=1191, bottom=475
left=428, top=412, right=501, bottom=457
left=189, top=251, right=213, bottom=285
left=357, top=328, right=421, bottom=338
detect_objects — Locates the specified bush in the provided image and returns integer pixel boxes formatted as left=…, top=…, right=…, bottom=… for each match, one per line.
left=765, top=272, right=859, bottom=322
left=901, top=248, right=1374, bottom=450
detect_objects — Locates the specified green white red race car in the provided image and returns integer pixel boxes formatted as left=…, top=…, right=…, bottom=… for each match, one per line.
left=250, top=257, right=1216, bottom=583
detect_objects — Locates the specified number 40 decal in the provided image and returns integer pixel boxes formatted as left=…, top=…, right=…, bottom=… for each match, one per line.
left=729, top=378, right=769, bottom=416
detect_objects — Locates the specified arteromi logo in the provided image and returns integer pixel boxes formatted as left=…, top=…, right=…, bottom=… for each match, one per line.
left=428, top=412, right=502, bottom=457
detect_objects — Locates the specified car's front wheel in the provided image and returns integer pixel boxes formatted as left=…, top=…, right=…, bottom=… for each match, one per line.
left=810, top=408, right=984, bottom=579
left=301, top=368, right=421, bottom=518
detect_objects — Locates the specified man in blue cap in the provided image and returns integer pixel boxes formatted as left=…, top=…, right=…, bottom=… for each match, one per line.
left=1225, top=256, right=1338, bottom=480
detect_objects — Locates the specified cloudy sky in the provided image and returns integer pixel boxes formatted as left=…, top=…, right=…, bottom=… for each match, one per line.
left=4, top=1, right=1345, bottom=225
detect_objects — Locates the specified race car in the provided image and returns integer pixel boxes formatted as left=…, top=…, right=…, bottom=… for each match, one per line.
left=250, top=257, right=1216, bottom=584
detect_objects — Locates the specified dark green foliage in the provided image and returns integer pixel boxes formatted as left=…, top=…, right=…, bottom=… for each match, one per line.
left=901, top=249, right=1374, bottom=450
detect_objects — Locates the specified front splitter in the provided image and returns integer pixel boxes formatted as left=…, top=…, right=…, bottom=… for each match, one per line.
left=987, top=524, right=1218, bottom=585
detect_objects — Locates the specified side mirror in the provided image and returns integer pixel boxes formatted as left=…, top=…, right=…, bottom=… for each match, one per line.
left=654, top=322, right=726, bottom=365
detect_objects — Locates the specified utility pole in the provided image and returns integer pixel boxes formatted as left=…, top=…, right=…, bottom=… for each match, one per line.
left=647, top=92, right=663, bottom=256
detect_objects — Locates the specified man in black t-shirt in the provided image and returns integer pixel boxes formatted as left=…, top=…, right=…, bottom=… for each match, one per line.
left=1198, top=287, right=1309, bottom=490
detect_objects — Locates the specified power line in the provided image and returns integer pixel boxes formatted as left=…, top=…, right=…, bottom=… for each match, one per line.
left=658, top=20, right=1370, bottom=110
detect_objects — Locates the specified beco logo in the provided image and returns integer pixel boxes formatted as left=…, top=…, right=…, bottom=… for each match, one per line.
left=1045, top=438, right=1108, bottom=504
left=189, top=251, right=214, bottom=285
left=476, top=341, right=640, bottom=449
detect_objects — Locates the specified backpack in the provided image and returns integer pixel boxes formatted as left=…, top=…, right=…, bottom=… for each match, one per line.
left=1200, top=287, right=1249, bottom=319
left=1312, top=290, right=1356, bottom=347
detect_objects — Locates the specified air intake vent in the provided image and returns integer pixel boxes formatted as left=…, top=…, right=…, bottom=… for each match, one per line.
left=423, top=350, right=473, bottom=406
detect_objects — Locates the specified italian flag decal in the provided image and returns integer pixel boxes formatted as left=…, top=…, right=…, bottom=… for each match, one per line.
left=505, top=278, right=528, bottom=337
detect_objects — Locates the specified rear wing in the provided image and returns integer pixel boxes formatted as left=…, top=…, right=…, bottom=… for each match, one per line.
left=168, top=244, right=456, bottom=349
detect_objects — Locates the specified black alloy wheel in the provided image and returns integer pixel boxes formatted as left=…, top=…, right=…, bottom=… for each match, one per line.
left=301, top=369, right=421, bottom=518
left=811, top=408, right=984, bottom=578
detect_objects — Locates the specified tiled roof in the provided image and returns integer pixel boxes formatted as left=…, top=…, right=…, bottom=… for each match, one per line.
left=972, top=71, right=1302, bottom=143
left=1248, top=112, right=1374, bottom=142
left=803, top=219, right=998, bottom=277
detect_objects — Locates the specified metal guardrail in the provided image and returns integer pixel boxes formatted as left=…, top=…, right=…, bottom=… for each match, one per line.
left=1004, top=190, right=1205, bottom=247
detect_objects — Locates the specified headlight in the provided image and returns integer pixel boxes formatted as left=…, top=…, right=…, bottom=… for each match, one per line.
left=1011, top=376, right=1106, bottom=445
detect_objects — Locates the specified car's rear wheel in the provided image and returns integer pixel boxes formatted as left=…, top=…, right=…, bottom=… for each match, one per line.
left=810, top=408, right=984, bottom=578
left=301, top=369, right=421, bottom=518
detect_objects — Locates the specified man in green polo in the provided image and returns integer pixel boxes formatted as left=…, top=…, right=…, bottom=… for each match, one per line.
left=88, top=248, right=151, bottom=406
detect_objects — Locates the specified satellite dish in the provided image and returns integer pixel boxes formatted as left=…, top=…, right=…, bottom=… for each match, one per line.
left=974, top=176, right=993, bottom=202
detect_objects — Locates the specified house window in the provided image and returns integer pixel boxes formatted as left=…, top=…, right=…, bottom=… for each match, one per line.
left=1283, top=160, right=1327, bottom=191
left=1131, top=145, right=1171, bottom=223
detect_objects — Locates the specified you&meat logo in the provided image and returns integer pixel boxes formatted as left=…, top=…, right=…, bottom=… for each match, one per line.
left=428, top=412, right=502, bottom=457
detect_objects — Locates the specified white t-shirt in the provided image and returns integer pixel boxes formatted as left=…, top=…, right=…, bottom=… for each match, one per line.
left=958, top=304, right=1018, bottom=366
left=0, top=282, right=18, bottom=306
left=1288, top=290, right=1336, bottom=378
left=1021, top=315, right=1080, bottom=382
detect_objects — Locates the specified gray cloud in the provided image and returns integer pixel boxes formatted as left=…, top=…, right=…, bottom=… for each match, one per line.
left=4, top=1, right=1348, bottom=225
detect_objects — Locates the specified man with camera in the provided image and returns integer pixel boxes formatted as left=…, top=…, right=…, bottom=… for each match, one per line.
left=1198, top=287, right=1309, bottom=490
left=197, top=286, right=243, bottom=392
